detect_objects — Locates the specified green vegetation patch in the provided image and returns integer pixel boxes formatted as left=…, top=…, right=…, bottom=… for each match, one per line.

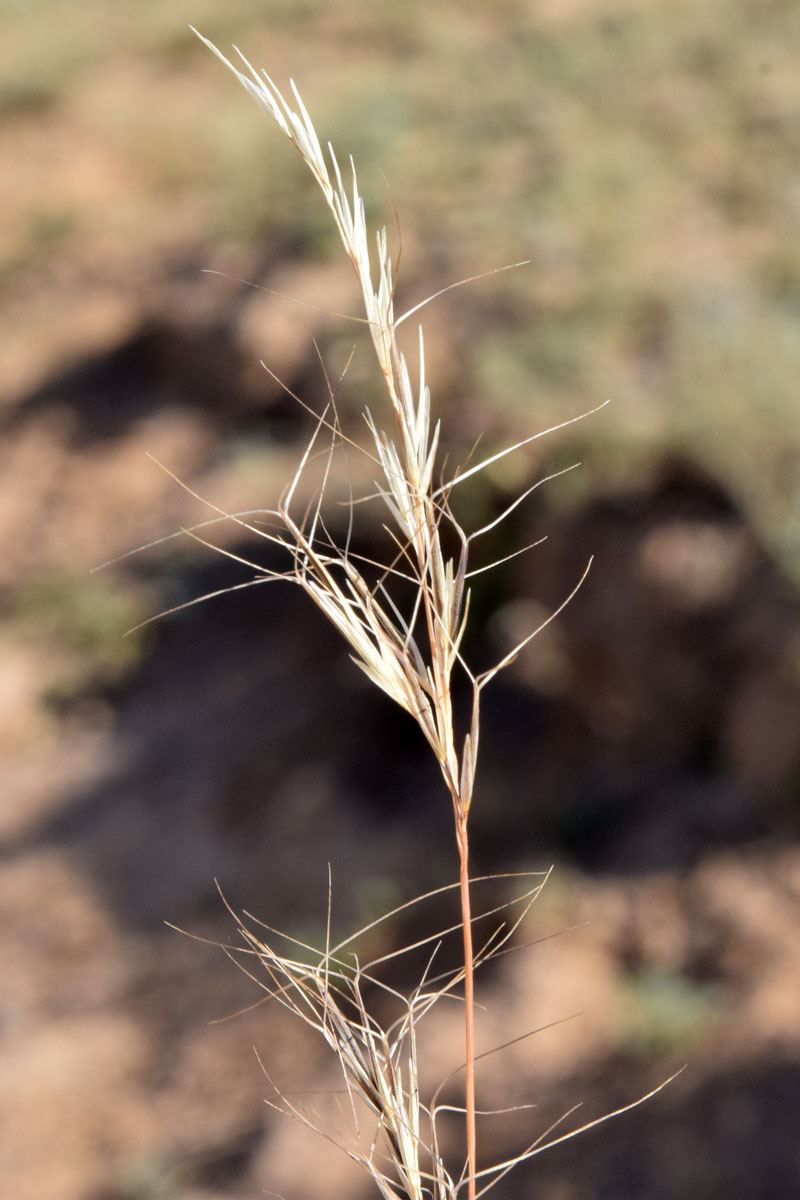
left=621, top=968, right=724, bottom=1058
left=10, top=570, right=151, bottom=706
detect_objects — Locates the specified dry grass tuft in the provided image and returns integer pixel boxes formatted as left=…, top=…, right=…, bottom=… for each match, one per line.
left=216, top=876, right=546, bottom=1200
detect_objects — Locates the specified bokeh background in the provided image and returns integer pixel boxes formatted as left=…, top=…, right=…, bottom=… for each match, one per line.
left=2, top=1, right=800, bottom=1197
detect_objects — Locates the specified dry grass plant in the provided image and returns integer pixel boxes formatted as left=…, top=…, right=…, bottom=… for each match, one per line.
left=140, top=30, right=676, bottom=1199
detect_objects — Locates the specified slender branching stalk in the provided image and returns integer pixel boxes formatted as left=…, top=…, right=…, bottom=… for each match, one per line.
left=170, top=29, right=661, bottom=1199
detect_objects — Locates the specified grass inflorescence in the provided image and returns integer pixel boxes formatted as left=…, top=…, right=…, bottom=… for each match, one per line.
left=158, top=29, right=678, bottom=1198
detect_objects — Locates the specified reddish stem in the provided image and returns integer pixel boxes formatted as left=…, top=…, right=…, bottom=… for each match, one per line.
left=457, top=816, right=476, bottom=1200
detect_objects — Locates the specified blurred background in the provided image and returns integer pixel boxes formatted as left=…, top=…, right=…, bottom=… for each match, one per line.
left=2, top=1, right=800, bottom=1197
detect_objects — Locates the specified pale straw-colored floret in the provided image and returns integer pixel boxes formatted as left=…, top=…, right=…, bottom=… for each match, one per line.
left=191, top=29, right=599, bottom=818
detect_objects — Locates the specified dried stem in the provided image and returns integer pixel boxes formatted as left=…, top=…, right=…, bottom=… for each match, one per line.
left=456, top=819, right=476, bottom=1200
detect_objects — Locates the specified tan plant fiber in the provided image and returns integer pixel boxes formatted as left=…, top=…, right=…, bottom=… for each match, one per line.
left=170, top=30, right=674, bottom=1199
